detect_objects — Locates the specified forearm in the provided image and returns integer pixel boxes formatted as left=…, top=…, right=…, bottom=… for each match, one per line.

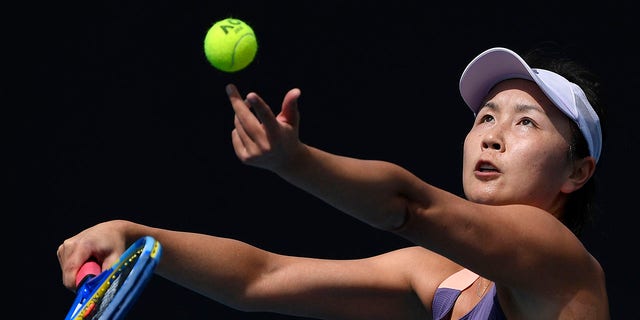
left=119, top=220, right=273, bottom=309
left=274, top=145, right=421, bottom=230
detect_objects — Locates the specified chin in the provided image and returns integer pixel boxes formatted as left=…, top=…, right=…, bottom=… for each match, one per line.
left=464, top=187, right=499, bottom=204
left=465, top=192, right=507, bottom=205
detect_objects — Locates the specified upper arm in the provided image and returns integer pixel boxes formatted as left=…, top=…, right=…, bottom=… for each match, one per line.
left=245, top=246, right=454, bottom=320
left=469, top=204, right=595, bottom=291
left=396, top=195, right=598, bottom=295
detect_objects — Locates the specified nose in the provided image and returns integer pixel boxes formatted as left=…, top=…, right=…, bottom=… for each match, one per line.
left=483, top=141, right=502, bottom=151
left=481, top=131, right=504, bottom=152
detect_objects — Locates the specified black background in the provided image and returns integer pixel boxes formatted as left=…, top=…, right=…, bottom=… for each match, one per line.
left=8, top=1, right=638, bottom=319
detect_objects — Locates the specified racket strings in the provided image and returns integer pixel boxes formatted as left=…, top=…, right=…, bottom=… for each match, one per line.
left=81, top=248, right=143, bottom=320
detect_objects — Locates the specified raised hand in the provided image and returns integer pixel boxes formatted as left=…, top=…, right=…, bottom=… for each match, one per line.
left=227, top=83, right=304, bottom=171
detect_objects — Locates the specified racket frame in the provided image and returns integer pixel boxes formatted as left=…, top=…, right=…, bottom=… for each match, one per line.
left=64, top=236, right=162, bottom=320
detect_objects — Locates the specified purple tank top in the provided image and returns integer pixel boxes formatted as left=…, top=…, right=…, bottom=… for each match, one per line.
left=432, top=284, right=506, bottom=320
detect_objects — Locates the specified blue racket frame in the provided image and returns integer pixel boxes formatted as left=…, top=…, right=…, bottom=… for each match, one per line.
left=64, top=236, right=162, bottom=320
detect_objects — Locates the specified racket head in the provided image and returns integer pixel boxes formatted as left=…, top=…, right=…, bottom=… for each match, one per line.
left=64, top=236, right=163, bottom=320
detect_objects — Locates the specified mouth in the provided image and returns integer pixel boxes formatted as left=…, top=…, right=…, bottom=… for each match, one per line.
left=474, top=160, right=500, bottom=176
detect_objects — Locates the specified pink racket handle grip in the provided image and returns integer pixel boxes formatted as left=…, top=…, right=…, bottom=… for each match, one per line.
left=75, top=260, right=102, bottom=287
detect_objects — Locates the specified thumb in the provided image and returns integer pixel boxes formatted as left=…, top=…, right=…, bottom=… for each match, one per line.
left=277, top=88, right=301, bottom=127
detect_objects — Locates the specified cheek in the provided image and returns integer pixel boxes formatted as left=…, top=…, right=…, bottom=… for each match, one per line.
left=462, top=134, right=476, bottom=166
left=510, top=141, right=568, bottom=175
left=462, top=131, right=478, bottom=152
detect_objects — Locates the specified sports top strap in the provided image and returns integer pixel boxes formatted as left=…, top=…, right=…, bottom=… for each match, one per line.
left=437, top=268, right=479, bottom=291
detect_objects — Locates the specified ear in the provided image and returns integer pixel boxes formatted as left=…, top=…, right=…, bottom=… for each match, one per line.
left=560, top=156, right=597, bottom=194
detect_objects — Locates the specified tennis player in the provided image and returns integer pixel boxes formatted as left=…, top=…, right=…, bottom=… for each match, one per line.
left=58, top=47, right=610, bottom=319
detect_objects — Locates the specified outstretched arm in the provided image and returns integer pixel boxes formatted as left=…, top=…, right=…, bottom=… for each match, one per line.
left=57, top=220, right=436, bottom=320
left=226, top=84, right=608, bottom=307
left=228, top=83, right=423, bottom=230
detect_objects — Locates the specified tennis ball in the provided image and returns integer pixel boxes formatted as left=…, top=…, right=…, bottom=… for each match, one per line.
left=203, top=18, right=258, bottom=72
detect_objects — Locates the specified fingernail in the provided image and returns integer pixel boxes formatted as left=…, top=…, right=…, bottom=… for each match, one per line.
left=247, top=94, right=258, bottom=105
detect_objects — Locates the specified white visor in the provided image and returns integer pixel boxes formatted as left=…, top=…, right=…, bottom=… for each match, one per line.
left=459, top=47, right=602, bottom=163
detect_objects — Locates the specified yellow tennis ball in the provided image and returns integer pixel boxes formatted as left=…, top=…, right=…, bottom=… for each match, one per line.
left=203, top=18, right=258, bottom=72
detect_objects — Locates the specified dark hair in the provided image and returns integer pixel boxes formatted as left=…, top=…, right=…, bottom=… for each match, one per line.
left=523, top=45, right=607, bottom=236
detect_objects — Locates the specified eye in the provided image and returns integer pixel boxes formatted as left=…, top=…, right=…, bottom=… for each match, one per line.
left=518, top=118, right=535, bottom=126
left=479, top=114, right=494, bottom=124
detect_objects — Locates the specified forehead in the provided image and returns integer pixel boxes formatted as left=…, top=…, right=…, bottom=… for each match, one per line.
left=482, top=79, right=576, bottom=140
left=484, top=79, right=565, bottom=119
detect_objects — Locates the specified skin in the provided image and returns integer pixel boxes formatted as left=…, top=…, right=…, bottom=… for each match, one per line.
left=58, top=80, right=610, bottom=319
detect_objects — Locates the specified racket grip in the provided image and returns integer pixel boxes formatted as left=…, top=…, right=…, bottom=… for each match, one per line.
left=75, top=260, right=102, bottom=288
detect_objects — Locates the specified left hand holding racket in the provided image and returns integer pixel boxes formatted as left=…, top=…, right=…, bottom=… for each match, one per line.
left=63, top=236, right=162, bottom=320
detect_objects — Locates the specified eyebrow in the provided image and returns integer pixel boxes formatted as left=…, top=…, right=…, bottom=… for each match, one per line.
left=479, top=102, right=541, bottom=114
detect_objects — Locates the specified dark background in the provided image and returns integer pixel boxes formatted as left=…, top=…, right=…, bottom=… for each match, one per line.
left=8, top=1, right=638, bottom=318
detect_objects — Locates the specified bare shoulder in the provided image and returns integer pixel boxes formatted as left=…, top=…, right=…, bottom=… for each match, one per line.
left=395, top=201, right=610, bottom=318
left=371, top=246, right=464, bottom=305
left=498, top=247, right=610, bottom=319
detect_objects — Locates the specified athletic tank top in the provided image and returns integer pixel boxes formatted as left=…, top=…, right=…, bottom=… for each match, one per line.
left=432, top=268, right=507, bottom=320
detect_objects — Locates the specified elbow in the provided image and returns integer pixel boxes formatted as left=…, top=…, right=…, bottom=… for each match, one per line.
left=387, top=205, right=410, bottom=232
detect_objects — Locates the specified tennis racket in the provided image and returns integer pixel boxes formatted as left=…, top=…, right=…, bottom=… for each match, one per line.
left=64, top=236, right=162, bottom=320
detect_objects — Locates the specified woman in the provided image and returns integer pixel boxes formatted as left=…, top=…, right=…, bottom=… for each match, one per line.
left=58, top=47, right=610, bottom=319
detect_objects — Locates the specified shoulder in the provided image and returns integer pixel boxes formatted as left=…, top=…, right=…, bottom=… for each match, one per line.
left=371, top=246, right=465, bottom=305
left=499, top=253, right=609, bottom=318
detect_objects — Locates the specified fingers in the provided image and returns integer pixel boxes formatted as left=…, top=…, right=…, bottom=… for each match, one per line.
left=227, top=83, right=302, bottom=166
left=227, top=84, right=279, bottom=158
left=57, top=235, right=112, bottom=291
left=227, top=84, right=278, bottom=133
left=227, top=85, right=262, bottom=142
left=57, top=221, right=131, bottom=292
left=246, top=92, right=278, bottom=129
left=232, top=114, right=252, bottom=160
left=57, top=240, right=85, bottom=291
